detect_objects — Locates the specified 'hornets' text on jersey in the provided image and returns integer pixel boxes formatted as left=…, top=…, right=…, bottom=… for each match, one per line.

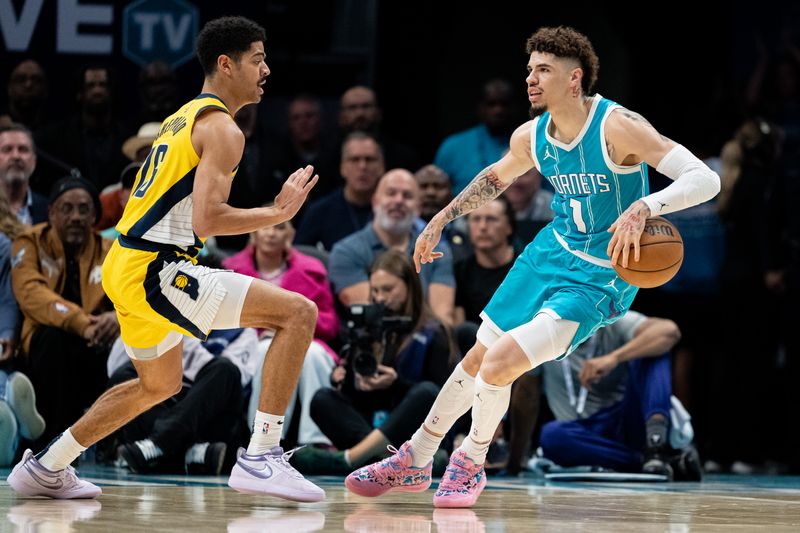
left=531, top=94, right=649, bottom=263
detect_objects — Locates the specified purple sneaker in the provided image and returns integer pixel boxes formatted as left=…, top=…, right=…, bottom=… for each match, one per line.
left=228, top=447, right=325, bottom=503
left=7, top=449, right=101, bottom=499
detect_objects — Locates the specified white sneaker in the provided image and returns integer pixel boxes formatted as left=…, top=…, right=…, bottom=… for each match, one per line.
left=228, top=446, right=325, bottom=502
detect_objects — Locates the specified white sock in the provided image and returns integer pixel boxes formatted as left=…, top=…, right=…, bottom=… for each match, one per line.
left=247, top=411, right=284, bottom=455
left=36, top=428, right=86, bottom=471
left=460, top=373, right=512, bottom=465
left=409, top=362, right=476, bottom=467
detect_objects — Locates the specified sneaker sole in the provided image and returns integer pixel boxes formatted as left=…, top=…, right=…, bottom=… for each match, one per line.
left=228, top=467, right=325, bottom=503
left=344, top=475, right=432, bottom=497
left=7, top=373, right=45, bottom=441
left=433, top=474, right=488, bottom=508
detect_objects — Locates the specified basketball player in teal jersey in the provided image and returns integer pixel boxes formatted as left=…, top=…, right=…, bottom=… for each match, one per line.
left=345, top=26, right=720, bottom=508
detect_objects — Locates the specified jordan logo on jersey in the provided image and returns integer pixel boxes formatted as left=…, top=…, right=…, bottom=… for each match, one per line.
left=171, top=271, right=199, bottom=300
left=543, top=145, right=556, bottom=161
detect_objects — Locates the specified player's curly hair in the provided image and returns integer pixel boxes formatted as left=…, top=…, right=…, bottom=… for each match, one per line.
left=526, top=26, right=599, bottom=95
left=196, top=16, right=266, bottom=76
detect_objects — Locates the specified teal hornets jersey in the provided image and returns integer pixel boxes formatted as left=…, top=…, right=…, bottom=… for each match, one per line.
left=531, top=94, right=649, bottom=261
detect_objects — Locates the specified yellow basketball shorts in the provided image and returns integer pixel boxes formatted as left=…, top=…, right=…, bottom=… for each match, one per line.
left=102, top=240, right=251, bottom=359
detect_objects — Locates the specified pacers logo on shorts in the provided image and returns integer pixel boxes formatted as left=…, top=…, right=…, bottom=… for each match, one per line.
left=171, top=271, right=199, bottom=300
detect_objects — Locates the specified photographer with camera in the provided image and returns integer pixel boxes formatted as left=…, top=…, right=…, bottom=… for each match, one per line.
left=292, top=250, right=455, bottom=474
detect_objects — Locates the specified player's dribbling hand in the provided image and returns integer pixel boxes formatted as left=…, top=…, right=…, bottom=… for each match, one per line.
left=274, top=165, right=319, bottom=222
left=413, top=219, right=445, bottom=273
left=607, top=200, right=650, bottom=268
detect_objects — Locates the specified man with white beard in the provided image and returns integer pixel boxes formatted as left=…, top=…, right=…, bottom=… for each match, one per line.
left=0, top=124, right=47, bottom=225
left=329, top=169, right=455, bottom=324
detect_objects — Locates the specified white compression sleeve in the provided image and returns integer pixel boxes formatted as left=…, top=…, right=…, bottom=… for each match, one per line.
left=640, top=144, right=721, bottom=216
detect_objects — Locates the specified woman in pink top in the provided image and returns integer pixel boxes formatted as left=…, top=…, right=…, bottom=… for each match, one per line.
left=224, top=220, right=339, bottom=446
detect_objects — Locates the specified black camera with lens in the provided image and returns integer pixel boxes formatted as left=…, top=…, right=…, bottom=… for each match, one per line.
left=340, top=303, right=413, bottom=377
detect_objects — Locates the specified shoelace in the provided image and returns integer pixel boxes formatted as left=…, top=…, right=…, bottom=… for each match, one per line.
left=276, top=445, right=304, bottom=468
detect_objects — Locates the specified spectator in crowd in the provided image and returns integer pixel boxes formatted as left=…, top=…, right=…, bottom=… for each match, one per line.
left=136, top=61, right=179, bottom=126
left=295, top=132, right=384, bottom=250
left=415, top=164, right=470, bottom=263
left=0, top=124, right=48, bottom=225
left=329, top=169, right=455, bottom=324
left=223, top=218, right=340, bottom=448
left=503, top=166, right=554, bottom=243
left=36, top=66, right=128, bottom=192
left=1, top=60, right=48, bottom=133
left=538, top=311, right=701, bottom=481
left=11, top=176, right=116, bottom=447
left=107, top=328, right=259, bottom=475
left=0, top=189, right=46, bottom=467
left=454, top=197, right=518, bottom=327
left=338, top=86, right=421, bottom=172
left=281, top=94, right=340, bottom=202
left=121, top=122, right=159, bottom=163
left=434, top=79, right=517, bottom=193
left=297, top=251, right=454, bottom=473
left=95, top=162, right=140, bottom=232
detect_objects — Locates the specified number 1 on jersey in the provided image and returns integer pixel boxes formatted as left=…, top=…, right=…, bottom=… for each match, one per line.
left=133, top=145, right=168, bottom=199
left=569, top=198, right=587, bottom=233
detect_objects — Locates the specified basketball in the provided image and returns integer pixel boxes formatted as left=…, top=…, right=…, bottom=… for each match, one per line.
left=613, top=216, right=683, bottom=288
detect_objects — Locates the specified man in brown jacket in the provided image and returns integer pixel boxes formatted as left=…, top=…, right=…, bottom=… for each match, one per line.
left=11, top=176, right=117, bottom=447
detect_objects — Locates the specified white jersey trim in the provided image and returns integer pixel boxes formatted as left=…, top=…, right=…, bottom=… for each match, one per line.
left=530, top=117, right=542, bottom=173
left=552, top=228, right=613, bottom=269
left=600, top=106, right=647, bottom=175
left=544, top=94, right=601, bottom=151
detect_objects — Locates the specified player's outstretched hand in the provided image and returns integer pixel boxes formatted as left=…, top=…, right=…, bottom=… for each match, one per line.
left=607, top=199, right=650, bottom=268
left=413, top=219, right=445, bottom=273
left=274, top=165, right=319, bottom=222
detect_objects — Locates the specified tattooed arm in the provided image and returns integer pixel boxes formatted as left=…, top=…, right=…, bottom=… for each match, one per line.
left=604, top=108, right=719, bottom=267
left=413, top=122, right=534, bottom=272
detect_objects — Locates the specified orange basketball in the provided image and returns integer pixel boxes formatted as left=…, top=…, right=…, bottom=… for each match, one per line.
left=612, top=216, right=683, bottom=288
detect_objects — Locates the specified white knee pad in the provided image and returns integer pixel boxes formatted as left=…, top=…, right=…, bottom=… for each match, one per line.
left=508, top=312, right=579, bottom=369
left=476, top=321, right=502, bottom=349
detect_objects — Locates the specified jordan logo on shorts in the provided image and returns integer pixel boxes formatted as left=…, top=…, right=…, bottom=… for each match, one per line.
left=171, top=271, right=199, bottom=300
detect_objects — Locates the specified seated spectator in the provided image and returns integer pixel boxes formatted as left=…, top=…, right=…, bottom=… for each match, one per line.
left=503, top=166, right=554, bottom=243
left=538, top=311, right=701, bottom=481
left=0, top=60, right=48, bottom=133
left=136, top=61, right=178, bottom=126
left=329, top=169, right=455, bottom=324
left=295, top=132, right=384, bottom=250
left=454, top=197, right=518, bottom=327
left=0, top=189, right=45, bottom=467
left=106, top=329, right=259, bottom=475
left=35, top=66, right=128, bottom=192
left=337, top=86, right=421, bottom=172
left=415, top=164, right=469, bottom=262
left=434, top=79, right=516, bottom=193
left=11, top=176, right=116, bottom=447
left=95, top=162, right=140, bottom=232
left=1, top=124, right=48, bottom=225
left=281, top=93, right=340, bottom=202
left=121, top=122, right=160, bottom=163
left=223, top=218, right=340, bottom=447
left=296, top=251, right=454, bottom=473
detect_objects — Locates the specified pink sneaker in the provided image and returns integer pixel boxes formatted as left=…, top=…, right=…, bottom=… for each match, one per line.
left=433, top=448, right=486, bottom=508
left=7, top=449, right=101, bottom=499
left=345, top=441, right=432, bottom=497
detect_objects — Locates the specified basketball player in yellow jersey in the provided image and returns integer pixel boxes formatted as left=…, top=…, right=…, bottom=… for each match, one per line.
left=8, top=16, right=326, bottom=503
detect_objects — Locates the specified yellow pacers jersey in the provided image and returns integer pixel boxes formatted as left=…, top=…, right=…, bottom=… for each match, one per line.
left=116, top=93, right=237, bottom=258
